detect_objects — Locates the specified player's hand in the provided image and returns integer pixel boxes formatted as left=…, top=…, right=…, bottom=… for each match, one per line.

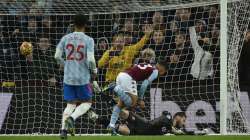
left=48, top=77, right=57, bottom=86
left=143, top=24, right=153, bottom=35
left=138, top=100, right=145, bottom=109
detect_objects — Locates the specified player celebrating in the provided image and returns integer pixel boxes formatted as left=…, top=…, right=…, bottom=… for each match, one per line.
left=107, top=58, right=169, bottom=135
left=54, top=14, right=97, bottom=139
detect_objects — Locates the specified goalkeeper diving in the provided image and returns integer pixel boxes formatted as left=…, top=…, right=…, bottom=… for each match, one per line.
left=54, top=14, right=98, bottom=139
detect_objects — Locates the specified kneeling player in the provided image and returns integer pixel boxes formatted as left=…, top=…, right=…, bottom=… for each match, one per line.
left=107, top=59, right=169, bottom=135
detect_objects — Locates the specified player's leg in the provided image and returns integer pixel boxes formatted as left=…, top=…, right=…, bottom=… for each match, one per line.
left=113, top=73, right=138, bottom=107
left=108, top=99, right=124, bottom=135
left=60, top=84, right=78, bottom=139
left=68, top=84, right=92, bottom=120
left=119, top=109, right=130, bottom=120
left=65, top=84, right=92, bottom=135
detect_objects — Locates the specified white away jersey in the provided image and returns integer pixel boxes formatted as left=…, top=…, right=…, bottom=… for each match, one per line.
left=56, top=32, right=95, bottom=85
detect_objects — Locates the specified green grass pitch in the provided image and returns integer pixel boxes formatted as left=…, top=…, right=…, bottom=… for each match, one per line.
left=1, top=136, right=250, bottom=140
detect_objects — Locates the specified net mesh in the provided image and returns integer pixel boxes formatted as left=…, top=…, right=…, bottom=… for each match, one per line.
left=227, top=0, right=250, bottom=133
left=0, top=0, right=247, bottom=135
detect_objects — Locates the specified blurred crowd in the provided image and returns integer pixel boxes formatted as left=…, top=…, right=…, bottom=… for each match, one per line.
left=0, top=3, right=221, bottom=87
left=0, top=1, right=249, bottom=91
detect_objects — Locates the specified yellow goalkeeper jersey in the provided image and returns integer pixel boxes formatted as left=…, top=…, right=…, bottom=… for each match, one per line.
left=98, top=33, right=150, bottom=82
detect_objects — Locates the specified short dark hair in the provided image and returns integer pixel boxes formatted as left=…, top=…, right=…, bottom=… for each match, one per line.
left=173, top=112, right=186, bottom=119
left=74, top=14, right=88, bottom=28
left=157, top=57, right=169, bottom=70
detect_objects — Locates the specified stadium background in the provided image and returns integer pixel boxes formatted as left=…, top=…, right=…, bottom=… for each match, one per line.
left=0, top=0, right=249, bottom=135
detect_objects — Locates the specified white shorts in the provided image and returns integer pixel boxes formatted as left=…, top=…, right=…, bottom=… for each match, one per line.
left=116, top=72, right=137, bottom=96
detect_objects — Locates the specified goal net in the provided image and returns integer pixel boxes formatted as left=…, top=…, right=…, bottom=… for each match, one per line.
left=226, top=0, right=250, bottom=133
left=0, top=0, right=248, bottom=135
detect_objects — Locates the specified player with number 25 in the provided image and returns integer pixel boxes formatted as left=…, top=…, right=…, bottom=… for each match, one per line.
left=54, top=14, right=97, bottom=139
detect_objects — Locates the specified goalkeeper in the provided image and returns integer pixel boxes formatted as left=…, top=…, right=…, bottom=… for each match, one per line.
left=99, top=109, right=208, bottom=135
left=98, top=24, right=153, bottom=82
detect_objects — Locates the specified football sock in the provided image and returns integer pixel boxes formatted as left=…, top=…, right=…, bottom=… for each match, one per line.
left=114, top=85, right=132, bottom=107
left=109, top=105, right=121, bottom=128
left=70, top=102, right=92, bottom=121
left=62, top=104, right=76, bottom=130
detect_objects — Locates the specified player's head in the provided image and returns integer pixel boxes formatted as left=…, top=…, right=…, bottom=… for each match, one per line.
left=112, top=33, right=125, bottom=49
left=141, top=48, right=156, bottom=63
left=73, top=14, right=88, bottom=31
left=156, top=58, right=169, bottom=76
left=173, top=112, right=186, bottom=129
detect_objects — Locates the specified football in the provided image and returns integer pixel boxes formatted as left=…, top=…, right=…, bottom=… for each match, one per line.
left=20, top=41, right=33, bottom=56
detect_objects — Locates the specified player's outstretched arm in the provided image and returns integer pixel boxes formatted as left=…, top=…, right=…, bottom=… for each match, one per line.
left=128, top=24, right=154, bottom=55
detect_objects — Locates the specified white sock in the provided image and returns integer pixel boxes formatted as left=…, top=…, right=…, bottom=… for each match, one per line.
left=62, top=103, right=76, bottom=130
left=70, top=102, right=92, bottom=120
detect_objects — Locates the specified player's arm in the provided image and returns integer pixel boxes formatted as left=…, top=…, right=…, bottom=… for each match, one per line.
left=138, top=69, right=159, bottom=100
left=171, top=128, right=208, bottom=135
left=54, top=36, right=65, bottom=66
left=128, top=111, right=150, bottom=124
left=98, top=50, right=110, bottom=68
left=87, top=38, right=101, bottom=93
left=189, top=26, right=202, bottom=52
left=87, top=38, right=97, bottom=75
left=128, top=25, right=153, bottom=55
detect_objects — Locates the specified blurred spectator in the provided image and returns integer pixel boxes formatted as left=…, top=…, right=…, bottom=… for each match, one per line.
left=152, top=11, right=165, bottom=30
left=208, top=5, right=219, bottom=26
left=29, top=2, right=44, bottom=16
left=239, top=31, right=250, bottom=89
left=32, top=34, right=59, bottom=86
left=195, top=19, right=207, bottom=39
left=168, top=20, right=180, bottom=34
left=165, top=20, right=180, bottom=43
left=111, top=6, right=121, bottom=34
left=96, top=37, right=110, bottom=60
left=37, top=0, right=53, bottom=14
left=40, top=16, right=56, bottom=44
left=27, top=17, right=38, bottom=34
left=167, top=31, right=193, bottom=81
left=175, top=8, right=194, bottom=32
left=121, top=18, right=134, bottom=33
left=189, top=26, right=214, bottom=80
left=121, top=18, right=138, bottom=44
left=210, top=24, right=220, bottom=45
left=145, top=30, right=168, bottom=57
